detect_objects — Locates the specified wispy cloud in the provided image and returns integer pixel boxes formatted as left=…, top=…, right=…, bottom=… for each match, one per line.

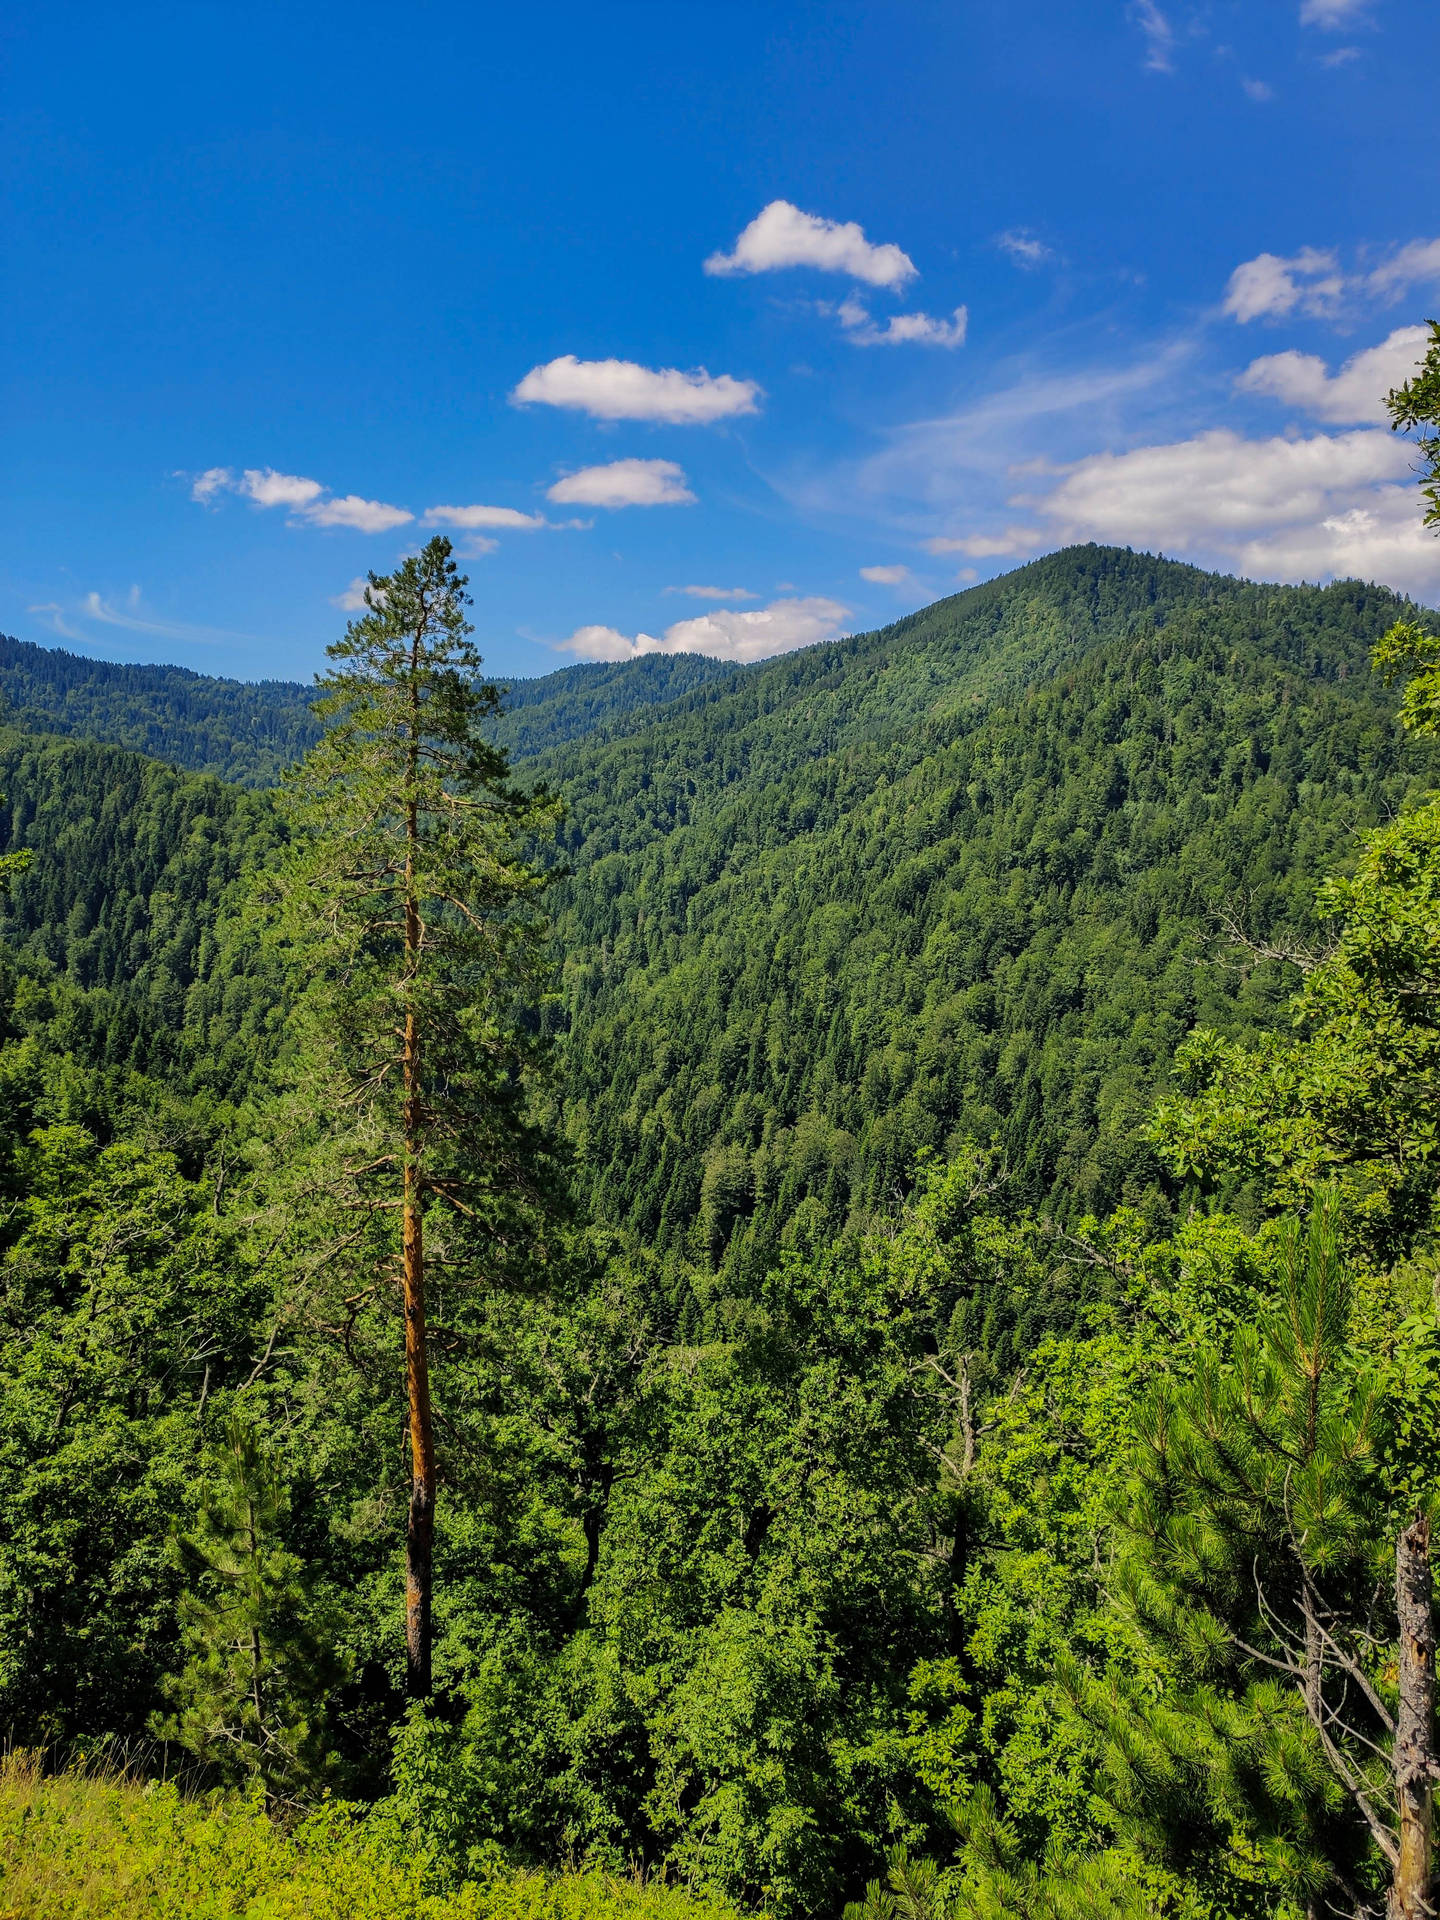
left=996, top=230, right=1054, bottom=269
left=1241, top=76, right=1275, bottom=102
left=44, top=585, right=266, bottom=646
left=1131, top=0, right=1176, bottom=72
left=925, top=528, right=1045, bottom=559
left=546, top=459, right=696, bottom=507
left=1299, top=0, right=1369, bottom=27
left=704, top=200, right=917, bottom=288
left=512, top=355, right=761, bottom=424
left=664, top=584, right=758, bottom=600
left=859, top=565, right=914, bottom=587
left=838, top=299, right=968, bottom=348
left=561, top=596, right=849, bottom=664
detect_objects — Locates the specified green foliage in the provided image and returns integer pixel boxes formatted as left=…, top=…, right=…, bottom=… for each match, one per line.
left=0, top=1754, right=749, bottom=1920
left=1386, top=316, right=1440, bottom=535
left=1154, top=795, right=1440, bottom=1256
left=155, top=1418, right=347, bottom=1800
left=1075, top=1199, right=1411, bottom=1914
left=0, top=630, right=322, bottom=785
left=262, top=535, right=559, bottom=1252
left=0, top=1116, right=268, bottom=1743
left=541, top=552, right=1437, bottom=1248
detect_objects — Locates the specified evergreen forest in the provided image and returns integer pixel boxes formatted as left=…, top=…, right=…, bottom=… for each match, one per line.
left=5, top=339, right=1440, bottom=1920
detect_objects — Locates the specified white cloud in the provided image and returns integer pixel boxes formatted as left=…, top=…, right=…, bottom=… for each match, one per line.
left=1236, top=325, right=1428, bottom=423
left=239, top=468, right=326, bottom=509
left=859, top=565, right=913, bottom=586
left=997, top=230, right=1053, bottom=269
left=1131, top=0, right=1176, bottom=72
left=1015, top=425, right=1440, bottom=596
left=704, top=200, right=916, bottom=288
left=1241, top=77, right=1275, bottom=102
left=925, top=527, right=1045, bottom=558
left=332, top=577, right=374, bottom=611
left=191, top=465, right=412, bottom=530
left=665, top=584, right=757, bottom=600
left=561, top=596, right=849, bottom=665
left=1367, top=238, right=1440, bottom=301
left=74, top=586, right=257, bottom=645
left=1299, top=0, right=1368, bottom=25
left=512, top=355, right=761, bottom=424
left=1319, top=44, right=1361, bottom=64
left=190, top=466, right=234, bottom=504
left=423, top=503, right=549, bottom=529
left=305, top=494, right=413, bottom=532
left=839, top=299, right=968, bottom=348
left=1223, top=248, right=1343, bottom=322
left=546, top=459, right=696, bottom=508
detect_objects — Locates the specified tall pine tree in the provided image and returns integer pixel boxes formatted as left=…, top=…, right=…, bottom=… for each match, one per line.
left=266, top=535, right=557, bottom=1696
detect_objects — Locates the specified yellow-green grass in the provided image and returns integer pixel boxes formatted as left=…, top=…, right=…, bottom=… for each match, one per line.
left=0, top=1755, right=745, bottom=1920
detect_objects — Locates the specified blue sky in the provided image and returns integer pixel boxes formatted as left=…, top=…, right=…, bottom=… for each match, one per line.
left=3, top=0, right=1438, bottom=683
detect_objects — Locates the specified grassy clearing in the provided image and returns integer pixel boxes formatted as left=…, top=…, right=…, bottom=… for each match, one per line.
left=0, top=1755, right=745, bottom=1920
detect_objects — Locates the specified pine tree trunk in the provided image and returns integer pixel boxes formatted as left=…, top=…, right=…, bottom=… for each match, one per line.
left=1390, top=1512, right=1436, bottom=1920
left=402, top=663, right=435, bottom=1699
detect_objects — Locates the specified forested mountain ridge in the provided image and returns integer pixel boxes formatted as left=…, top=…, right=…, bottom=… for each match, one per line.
left=0, top=633, right=322, bottom=786
left=529, top=549, right=1438, bottom=1250
left=0, top=547, right=1434, bottom=1249
left=0, top=631, right=737, bottom=785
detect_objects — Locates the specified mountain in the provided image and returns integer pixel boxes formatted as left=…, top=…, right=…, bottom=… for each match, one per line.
left=0, top=633, right=736, bottom=786
left=526, top=548, right=1437, bottom=1250
left=0, top=547, right=1432, bottom=1247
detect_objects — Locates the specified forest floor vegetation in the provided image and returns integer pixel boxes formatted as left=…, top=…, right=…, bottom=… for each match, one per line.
left=0, top=1753, right=745, bottom=1920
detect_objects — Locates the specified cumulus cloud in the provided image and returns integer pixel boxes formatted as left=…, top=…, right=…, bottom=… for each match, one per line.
left=704, top=200, right=916, bottom=288
left=306, top=494, right=413, bottom=532
left=838, top=299, right=968, bottom=348
left=546, top=459, right=696, bottom=508
left=239, top=468, right=328, bottom=510
left=512, top=355, right=760, bottom=424
left=665, top=584, right=757, bottom=600
left=859, top=565, right=913, bottom=586
left=561, top=596, right=849, bottom=665
left=1007, top=425, right=1440, bottom=596
left=1131, top=0, right=1176, bottom=72
left=190, top=466, right=411, bottom=530
left=424, top=503, right=549, bottom=529
left=332, top=577, right=375, bottom=611
left=997, top=230, right=1053, bottom=269
left=1236, top=325, right=1428, bottom=423
left=1223, top=248, right=1343, bottom=322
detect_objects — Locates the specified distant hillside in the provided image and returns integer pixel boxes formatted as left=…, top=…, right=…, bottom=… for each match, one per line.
left=2, top=547, right=1436, bottom=1251
left=531, top=547, right=1440, bottom=1252
left=0, top=636, right=321, bottom=786
left=0, top=634, right=740, bottom=784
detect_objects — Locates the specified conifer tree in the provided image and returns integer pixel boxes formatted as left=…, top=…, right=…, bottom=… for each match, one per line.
left=268, top=535, right=557, bottom=1697
left=156, top=1418, right=343, bottom=1800
left=1071, top=1197, right=1435, bottom=1918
